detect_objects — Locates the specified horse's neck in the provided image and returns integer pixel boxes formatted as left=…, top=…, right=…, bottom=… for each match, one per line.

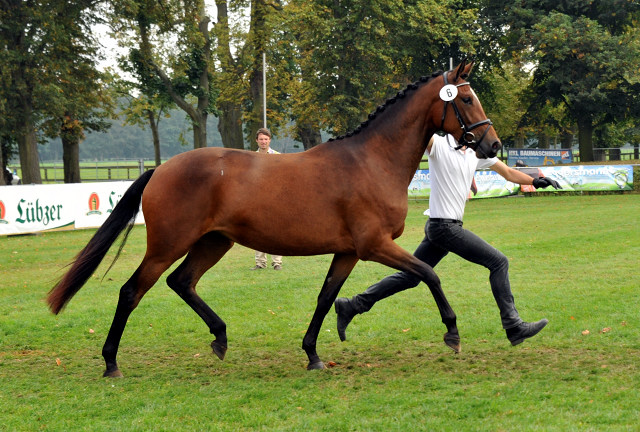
left=360, top=85, right=439, bottom=180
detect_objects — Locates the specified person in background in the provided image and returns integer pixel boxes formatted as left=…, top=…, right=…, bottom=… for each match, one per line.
left=251, top=128, right=284, bottom=271
left=335, top=133, right=561, bottom=346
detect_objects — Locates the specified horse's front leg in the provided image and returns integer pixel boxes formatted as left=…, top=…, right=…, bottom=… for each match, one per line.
left=303, top=253, right=359, bottom=370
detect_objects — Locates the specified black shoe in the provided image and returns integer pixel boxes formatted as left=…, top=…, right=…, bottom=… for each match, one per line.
left=335, top=298, right=356, bottom=342
left=506, top=319, right=549, bottom=346
left=250, top=265, right=266, bottom=270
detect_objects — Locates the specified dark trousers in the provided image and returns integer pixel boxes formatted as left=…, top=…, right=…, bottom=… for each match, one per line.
left=350, top=218, right=523, bottom=329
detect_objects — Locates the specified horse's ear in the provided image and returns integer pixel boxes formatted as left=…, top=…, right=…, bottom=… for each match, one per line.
left=454, top=60, right=466, bottom=81
left=454, top=59, right=474, bottom=81
left=463, top=61, right=475, bottom=78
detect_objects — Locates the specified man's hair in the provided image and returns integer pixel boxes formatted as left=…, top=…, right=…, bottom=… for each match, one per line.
left=256, top=127, right=271, bottom=138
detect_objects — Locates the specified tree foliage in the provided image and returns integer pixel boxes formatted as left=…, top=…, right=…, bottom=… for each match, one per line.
left=0, top=0, right=113, bottom=183
left=481, top=0, right=640, bottom=160
left=281, top=0, right=479, bottom=138
left=4, top=0, right=640, bottom=171
left=108, top=0, right=217, bottom=149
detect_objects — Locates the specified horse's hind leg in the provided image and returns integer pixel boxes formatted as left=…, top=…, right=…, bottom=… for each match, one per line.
left=166, top=232, right=234, bottom=361
left=303, top=253, right=359, bottom=370
left=102, top=257, right=174, bottom=377
left=365, top=240, right=460, bottom=353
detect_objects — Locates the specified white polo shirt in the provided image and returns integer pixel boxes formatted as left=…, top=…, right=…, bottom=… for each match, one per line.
left=427, top=135, right=498, bottom=221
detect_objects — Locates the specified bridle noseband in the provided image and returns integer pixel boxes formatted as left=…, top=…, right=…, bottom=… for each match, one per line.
left=439, top=73, right=494, bottom=154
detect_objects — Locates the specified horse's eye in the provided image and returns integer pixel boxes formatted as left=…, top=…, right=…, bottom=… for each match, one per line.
left=462, top=97, right=472, bottom=105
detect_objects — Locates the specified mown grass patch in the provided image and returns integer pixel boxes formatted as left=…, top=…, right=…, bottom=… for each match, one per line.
left=1, top=195, right=638, bottom=431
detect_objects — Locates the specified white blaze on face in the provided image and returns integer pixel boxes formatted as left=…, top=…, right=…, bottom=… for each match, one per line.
left=469, top=86, right=479, bottom=102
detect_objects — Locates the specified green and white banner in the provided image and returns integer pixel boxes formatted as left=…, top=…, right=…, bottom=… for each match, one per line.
left=539, top=165, right=633, bottom=191
left=408, top=165, right=634, bottom=198
left=0, top=181, right=143, bottom=236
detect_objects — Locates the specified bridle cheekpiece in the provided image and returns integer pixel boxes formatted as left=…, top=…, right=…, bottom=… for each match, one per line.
left=439, top=72, right=494, bottom=154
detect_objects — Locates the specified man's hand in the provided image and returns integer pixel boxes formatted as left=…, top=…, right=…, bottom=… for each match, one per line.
left=532, top=177, right=562, bottom=190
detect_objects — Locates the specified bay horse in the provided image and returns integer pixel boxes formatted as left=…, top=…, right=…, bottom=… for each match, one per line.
left=47, top=61, right=501, bottom=377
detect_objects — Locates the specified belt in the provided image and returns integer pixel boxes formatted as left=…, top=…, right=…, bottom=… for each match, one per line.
left=429, top=218, right=462, bottom=224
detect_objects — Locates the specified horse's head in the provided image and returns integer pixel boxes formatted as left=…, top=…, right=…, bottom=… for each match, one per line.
left=438, top=60, right=502, bottom=159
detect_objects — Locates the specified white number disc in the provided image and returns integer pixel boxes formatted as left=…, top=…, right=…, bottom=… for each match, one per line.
left=439, top=84, right=458, bottom=101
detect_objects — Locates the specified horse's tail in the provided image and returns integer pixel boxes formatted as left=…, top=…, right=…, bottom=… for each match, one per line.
left=47, top=169, right=155, bottom=314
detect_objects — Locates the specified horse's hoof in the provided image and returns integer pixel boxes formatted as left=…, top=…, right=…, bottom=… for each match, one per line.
left=444, top=332, right=461, bottom=353
left=306, top=361, right=325, bottom=370
left=103, top=368, right=124, bottom=378
left=211, top=340, right=227, bottom=360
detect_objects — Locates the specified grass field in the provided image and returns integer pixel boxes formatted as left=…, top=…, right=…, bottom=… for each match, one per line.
left=1, top=195, right=639, bottom=431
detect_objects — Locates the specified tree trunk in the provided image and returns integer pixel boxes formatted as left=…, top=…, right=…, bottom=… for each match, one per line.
left=147, top=110, right=162, bottom=167
left=514, top=131, right=525, bottom=148
left=560, top=130, right=574, bottom=148
left=215, top=0, right=249, bottom=149
left=194, top=6, right=211, bottom=149
left=576, top=115, right=594, bottom=162
left=297, top=123, right=322, bottom=150
left=0, top=147, right=6, bottom=186
left=217, top=102, right=244, bottom=149
left=246, top=0, right=268, bottom=150
left=538, top=132, right=549, bottom=148
left=17, top=96, right=42, bottom=184
left=192, top=112, right=208, bottom=149
left=146, top=1, right=211, bottom=151
left=61, top=134, right=81, bottom=183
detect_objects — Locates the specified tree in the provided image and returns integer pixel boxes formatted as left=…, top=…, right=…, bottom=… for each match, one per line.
left=114, top=1, right=178, bottom=166
left=109, top=0, right=216, bottom=149
left=0, top=136, right=17, bottom=186
left=244, top=0, right=279, bottom=147
left=528, top=13, right=640, bottom=161
left=40, top=57, right=114, bottom=183
left=116, top=90, right=171, bottom=167
left=480, top=62, right=531, bottom=148
left=281, top=0, right=478, bottom=139
left=1, top=0, right=44, bottom=183
left=1, top=0, right=111, bottom=183
left=481, top=0, right=640, bottom=160
left=213, top=0, right=249, bottom=149
left=0, top=57, right=16, bottom=185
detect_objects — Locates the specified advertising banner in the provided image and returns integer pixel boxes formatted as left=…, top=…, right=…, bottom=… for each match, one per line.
left=74, top=182, right=145, bottom=229
left=408, top=165, right=634, bottom=199
left=1, top=181, right=143, bottom=236
left=410, top=169, right=520, bottom=199
left=507, top=149, right=573, bottom=167
left=0, top=184, right=76, bottom=235
left=472, top=170, right=518, bottom=198
left=539, top=165, right=633, bottom=191
left=408, top=170, right=432, bottom=198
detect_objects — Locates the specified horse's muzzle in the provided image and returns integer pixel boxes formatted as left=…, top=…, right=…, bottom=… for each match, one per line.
left=476, top=140, right=502, bottom=159
left=489, top=140, right=502, bottom=158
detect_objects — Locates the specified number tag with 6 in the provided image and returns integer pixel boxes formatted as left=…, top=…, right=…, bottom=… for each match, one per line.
left=439, top=84, right=458, bottom=101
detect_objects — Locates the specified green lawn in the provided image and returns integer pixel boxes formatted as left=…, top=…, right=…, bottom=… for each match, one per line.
left=1, top=195, right=639, bottom=431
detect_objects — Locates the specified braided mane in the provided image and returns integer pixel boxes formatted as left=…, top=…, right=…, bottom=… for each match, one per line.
left=328, top=71, right=444, bottom=142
